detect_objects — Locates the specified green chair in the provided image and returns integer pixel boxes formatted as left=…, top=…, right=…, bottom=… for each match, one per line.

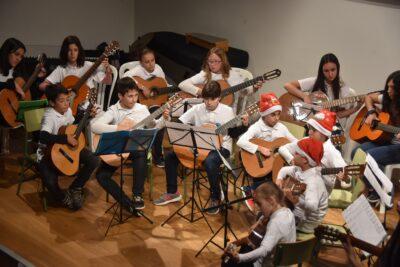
left=273, top=237, right=318, bottom=266
left=281, top=121, right=306, bottom=140
left=16, top=108, right=47, bottom=210
left=328, top=148, right=366, bottom=209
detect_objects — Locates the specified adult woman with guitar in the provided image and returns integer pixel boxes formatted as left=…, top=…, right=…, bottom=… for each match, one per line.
left=178, top=47, right=263, bottom=115
left=222, top=182, right=296, bottom=267
left=354, top=70, right=400, bottom=203
left=283, top=53, right=362, bottom=127
left=38, top=35, right=112, bottom=112
left=36, top=84, right=99, bottom=210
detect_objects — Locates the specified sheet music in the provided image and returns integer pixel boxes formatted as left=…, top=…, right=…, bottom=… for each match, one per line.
left=343, top=195, right=387, bottom=255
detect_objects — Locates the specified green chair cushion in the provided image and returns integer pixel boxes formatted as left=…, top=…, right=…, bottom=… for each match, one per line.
left=328, top=189, right=353, bottom=209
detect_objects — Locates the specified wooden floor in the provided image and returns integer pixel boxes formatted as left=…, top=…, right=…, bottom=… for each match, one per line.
left=0, top=128, right=398, bottom=267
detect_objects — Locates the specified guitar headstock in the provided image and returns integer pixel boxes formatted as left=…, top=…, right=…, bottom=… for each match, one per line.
left=262, top=69, right=281, bottom=81
left=331, top=133, right=346, bottom=146
left=103, top=41, right=120, bottom=57
left=165, top=93, right=183, bottom=108
left=343, top=164, right=366, bottom=177
left=244, top=102, right=259, bottom=117
left=86, top=87, right=98, bottom=105
left=314, top=225, right=342, bottom=242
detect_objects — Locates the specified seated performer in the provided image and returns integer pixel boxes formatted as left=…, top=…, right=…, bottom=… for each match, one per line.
left=92, top=77, right=169, bottom=211
left=279, top=109, right=349, bottom=193
left=353, top=70, right=400, bottom=204
left=236, top=92, right=297, bottom=210
left=222, top=182, right=296, bottom=267
left=153, top=81, right=248, bottom=214
left=276, top=138, right=328, bottom=233
left=36, top=84, right=100, bottom=210
left=123, top=47, right=170, bottom=167
left=179, top=47, right=263, bottom=114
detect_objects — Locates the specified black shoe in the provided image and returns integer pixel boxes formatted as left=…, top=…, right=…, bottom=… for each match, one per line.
left=70, top=187, right=85, bottom=210
left=133, top=195, right=145, bottom=210
left=154, top=157, right=165, bottom=168
left=62, top=190, right=75, bottom=210
left=207, top=199, right=220, bottom=215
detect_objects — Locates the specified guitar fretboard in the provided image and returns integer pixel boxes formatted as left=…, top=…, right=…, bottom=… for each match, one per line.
left=221, top=76, right=264, bottom=98
left=320, top=95, right=365, bottom=109
left=133, top=102, right=170, bottom=130
left=375, top=122, right=400, bottom=134
left=321, top=167, right=343, bottom=175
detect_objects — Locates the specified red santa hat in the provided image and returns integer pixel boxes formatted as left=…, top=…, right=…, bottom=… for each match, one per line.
left=293, top=137, right=324, bottom=166
left=306, top=109, right=337, bottom=137
left=259, top=93, right=282, bottom=117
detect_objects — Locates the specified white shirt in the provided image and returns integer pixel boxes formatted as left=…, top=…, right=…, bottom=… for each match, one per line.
left=178, top=69, right=253, bottom=114
left=0, top=69, right=13, bottom=82
left=237, top=119, right=297, bottom=154
left=179, top=103, right=235, bottom=153
left=277, top=166, right=328, bottom=233
left=278, top=138, right=347, bottom=193
left=46, top=61, right=106, bottom=89
left=91, top=101, right=165, bottom=134
left=238, top=208, right=296, bottom=267
left=123, top=64, right=166, bottom=80
left=36, top=107, right=75, bottom=161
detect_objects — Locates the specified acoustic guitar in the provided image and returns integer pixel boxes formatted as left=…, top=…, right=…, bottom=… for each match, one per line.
left=314, top=225, right=384, bottom=256
left=60, top=41, right=119, bottom=115
left=51, top=87, right=97, bottom=176
left=0, top=53, right=46, bottom=127
left=178, top=69, right=281, bottom=106
left=133, top=76, right=180, bottom=107
left=173, top=102, right=259, bottom=169
left=92, top=94, right=183, bottom=167
left=240, top=137, right=290, bottom=179
left=279, top=91, right=365, bottom=126
left=319, top=164, right=366, bottom=183
left=349, top=107, right=390, bottom=143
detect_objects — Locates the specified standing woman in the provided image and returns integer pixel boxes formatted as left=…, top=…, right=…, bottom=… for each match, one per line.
left=357, top=70, right=400, bottom=203
left=39, top=35, right=112, bottom=95
left=179, top=47, right=263, bottom=114
left=284, top=53, right=362, bottom=127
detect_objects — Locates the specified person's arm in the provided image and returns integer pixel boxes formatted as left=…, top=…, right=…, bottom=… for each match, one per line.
left=39, top=131, right=68, bottom=145
left=278, top=141, right=298, bottom=164
left=178, top=72, right=205, bottom=97
left=284, top=80, right=311, bottom=103
left=91, top=110, right=118, bottom=134
left=236, top=124, right=259, bottom=154
left=39, top=67, right=60, bottom=91
left=364, top=93, right=381, bottom=125
left=298, top=182, right=319, bottom=212
left=179, top=106, right=196, bottom=125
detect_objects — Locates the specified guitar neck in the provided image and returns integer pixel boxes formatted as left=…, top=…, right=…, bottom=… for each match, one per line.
left=155, top=86, right=180, bottom=95
left=133, top=103, right=167, bottom=130
left=321, top=167, right=343, bottom=175
left=220, top=75, right=264, bottom=98
left=215, top=116, right=241, bottom=134
left=321, top=95, right=365, bottom=109
left=339, top=233, right=384, bottom=256
left=72, top=55, right=105, bottom=91
left=22, top=65, right=42, bottom=91
left=375, top=122, right=400, bottom=135
left=74, top=103, right=93, bottom=137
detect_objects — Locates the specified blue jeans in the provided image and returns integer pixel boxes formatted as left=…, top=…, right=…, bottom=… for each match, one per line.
left=165, top=148, right=230, bottom=200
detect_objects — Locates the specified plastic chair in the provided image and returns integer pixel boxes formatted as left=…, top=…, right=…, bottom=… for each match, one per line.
left=384, top=163, right=400, bottom=183
left=231, top=67, right=254, bottom=115
left=118, top=61, right=140, bottom=79
left=16, top=108, right=47, bottom=210
left=98, top=65, right=118, bottom=109
left=273, top=237, right=317, bottom=266
left=281, top=120, right=306, bottom=140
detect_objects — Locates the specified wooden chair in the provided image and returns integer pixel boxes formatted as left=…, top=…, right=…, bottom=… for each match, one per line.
left=273, top=237, right=318, bottom=266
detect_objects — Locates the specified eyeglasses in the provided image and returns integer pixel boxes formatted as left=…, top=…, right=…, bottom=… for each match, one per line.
left=207, top=60, right=222, bottom=65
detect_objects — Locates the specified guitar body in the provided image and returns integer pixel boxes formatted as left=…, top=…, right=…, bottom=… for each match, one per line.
left=62, top=75, right=90, bottom=115
left=134, top=76, right=169, bottom=107
left=0, top=89, right=22, bottom=127
left=350, top=107, right=391, bottom=143
left=173, top=123, right=221, bottom=169
left=279, top=93, right=304, bottom=126
left=240, top=137, right=290, bottom=178
left=14, top=77, right=32, bottom=100
left=178, top=80, right=232, bottom=105
left=51, top=125, right=86, bottom=176
left=92, top=133, right=130, bottom=166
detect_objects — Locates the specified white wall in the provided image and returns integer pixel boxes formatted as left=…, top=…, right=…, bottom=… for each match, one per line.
left=0, top=0, right=135, bottom=57
left=135, top=0, right=400, bottom=95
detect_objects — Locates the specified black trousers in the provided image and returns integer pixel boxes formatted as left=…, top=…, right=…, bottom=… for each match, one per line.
left=37, top=148, right=100, bottom=201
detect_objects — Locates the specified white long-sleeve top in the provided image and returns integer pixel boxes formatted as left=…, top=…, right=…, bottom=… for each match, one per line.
left=123, top=63, right=167, bottom=81
left=179, top=102, right=235, bottom=153
left=237, top=119, right=297, bottom=154
left=238, top=208, right=296, bottom=267
left=46, top=61, right=106, bottom=89
left=278, top=138, right=346, bottom=193
left=277, top=166, right=328, bottom=233
left=178, top=69, right=253, bottom=114
left=91, top=102, right=165, bottom=134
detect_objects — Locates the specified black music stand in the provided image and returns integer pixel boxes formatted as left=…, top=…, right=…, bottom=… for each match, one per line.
left=161, top=121, right=219, bottom=231
left=196, top=138, right=251, bottom=257
left=95, top=129, right=157, bottom=236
